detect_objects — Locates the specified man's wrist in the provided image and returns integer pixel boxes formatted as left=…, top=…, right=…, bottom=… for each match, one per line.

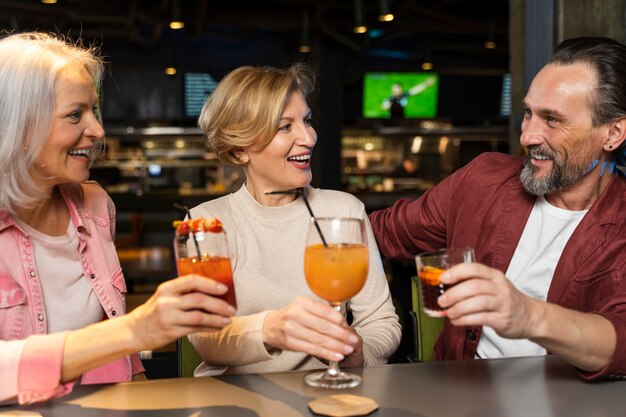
left=525, top=297, right=551, bottom=341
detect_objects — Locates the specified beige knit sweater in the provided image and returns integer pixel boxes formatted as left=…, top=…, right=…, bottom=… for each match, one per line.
left=189, top=185, right=401, bottom=376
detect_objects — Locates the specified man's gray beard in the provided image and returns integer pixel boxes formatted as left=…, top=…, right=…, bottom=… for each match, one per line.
left=519, top=154, right=593, bottom=196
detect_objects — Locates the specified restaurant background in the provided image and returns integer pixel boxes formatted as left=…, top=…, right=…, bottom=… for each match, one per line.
left=1, top=0, right=622, bottom=377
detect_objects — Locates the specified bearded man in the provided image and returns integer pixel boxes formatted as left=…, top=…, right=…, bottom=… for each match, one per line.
left=369, top=37, right=626, bottom=380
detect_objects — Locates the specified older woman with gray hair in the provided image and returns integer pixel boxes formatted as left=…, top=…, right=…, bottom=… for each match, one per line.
left=0, top=32, right=235, bottom=405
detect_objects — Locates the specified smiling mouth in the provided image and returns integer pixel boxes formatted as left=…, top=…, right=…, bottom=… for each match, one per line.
left=528, top=147, right=554, bottom=162
left=68, top=148, right=92, bottom=160
left=286, top=154, right=311, bottom=165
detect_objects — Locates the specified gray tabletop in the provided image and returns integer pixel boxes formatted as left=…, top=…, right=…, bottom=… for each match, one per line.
left=5, top=355, right=625, bottom=417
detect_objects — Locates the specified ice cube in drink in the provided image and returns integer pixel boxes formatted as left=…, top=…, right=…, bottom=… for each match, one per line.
left=418, top=266, right=448, bottom=317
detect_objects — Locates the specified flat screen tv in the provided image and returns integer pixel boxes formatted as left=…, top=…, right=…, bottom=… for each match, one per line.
left=499, top=73, right=512, bottom=118
left=363, top=72, right=439, bottom=119
left=101, top=69, right=182, bottom=123
left=184, top=72, right=218, bottom=118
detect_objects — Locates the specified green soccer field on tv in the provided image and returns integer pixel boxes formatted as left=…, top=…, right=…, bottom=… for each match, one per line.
left=363, top=72, right=439, bottom=119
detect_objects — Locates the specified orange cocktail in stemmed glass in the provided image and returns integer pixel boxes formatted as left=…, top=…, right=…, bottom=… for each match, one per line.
left=304, top=217, right=368, bottom=389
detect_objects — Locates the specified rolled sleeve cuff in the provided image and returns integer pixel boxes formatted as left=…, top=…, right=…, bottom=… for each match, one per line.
left=222, top=310, right=274, bottom=364
left=17, top=332, right=76, bottom=405
left=190, top=310, right=274, bottom=368
left=130, top=352, right=145, bottom=376
left=361, top=329, right=399, bottom=366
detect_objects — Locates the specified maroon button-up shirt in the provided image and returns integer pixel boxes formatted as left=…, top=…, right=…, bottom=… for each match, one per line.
left=370, top=152, right=626, bottom=380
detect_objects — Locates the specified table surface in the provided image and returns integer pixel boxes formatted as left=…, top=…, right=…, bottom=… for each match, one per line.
left=5, top=355, right=625, bottom=417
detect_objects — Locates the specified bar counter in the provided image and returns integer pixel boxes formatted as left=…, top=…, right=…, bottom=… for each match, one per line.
left=5, top=355, right=624, bottom=416
left=110, top=189, right=423, bottom=249
left=108, top=188, right=422, bottom=213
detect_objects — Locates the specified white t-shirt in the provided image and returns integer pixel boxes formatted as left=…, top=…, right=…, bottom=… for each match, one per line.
left=476, top=195, right=587, bottom=358
left=18, top=220, right=104, bottom=333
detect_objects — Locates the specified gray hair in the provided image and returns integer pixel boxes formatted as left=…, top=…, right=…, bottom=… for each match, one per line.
left=549, top=37, right=626, bottom=165
left=0, top=32, right=104, bottom=213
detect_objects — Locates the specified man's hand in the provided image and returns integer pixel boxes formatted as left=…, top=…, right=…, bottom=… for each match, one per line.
left=437, top=262, right=539, bottom=339
left=437, top=262, right=616, bottom=372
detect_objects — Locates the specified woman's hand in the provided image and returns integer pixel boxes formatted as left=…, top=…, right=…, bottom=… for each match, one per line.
left=339, top=326, right=364, bottom=368
left=127, top=275, right=237, bottom=351
left=262, top=296, right=360, bottom=363
left=62, top=275, right=236, bottom=383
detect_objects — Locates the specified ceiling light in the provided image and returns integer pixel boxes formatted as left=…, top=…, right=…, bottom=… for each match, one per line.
left=484, top=18, right=496, bottom=49
left=170, top=0, right=185, bottom=30
left=299, top=10, right=311, bottom=53
left=378, top=0, right=394, bottom=22
left=353, top=0, right=368, bottom=34
left=421, top=44, right=433, bottom=70
left=41, top=0, right=57, bottom=4
left=164, top=36, right=178, bottom=76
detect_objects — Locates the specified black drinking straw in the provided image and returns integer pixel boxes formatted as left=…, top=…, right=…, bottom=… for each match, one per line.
left=265, top=188, right=328, bottom=248
left=173, top=203, right=202, bottom=258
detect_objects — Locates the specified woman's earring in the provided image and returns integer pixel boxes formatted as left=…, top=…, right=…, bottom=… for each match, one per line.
left=240, top=154, right=249, bottom=163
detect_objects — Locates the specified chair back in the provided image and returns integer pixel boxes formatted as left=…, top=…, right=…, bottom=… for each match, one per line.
left=177, top=336, right=203, bottom=378
left=410, top=276, right=445, bottom=362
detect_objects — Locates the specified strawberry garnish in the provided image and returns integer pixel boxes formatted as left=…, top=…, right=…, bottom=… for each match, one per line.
left=206, top=218, right=223, bottom=233
left=172, top=218, right=223, bottom=234
left=173, top=220, right=191, bottom=235
left=189, top=218, right=204, bottom=232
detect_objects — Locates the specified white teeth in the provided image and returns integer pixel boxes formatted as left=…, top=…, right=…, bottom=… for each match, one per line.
left=69, top=149, right=91, bottom=158
left=530, top=150, right=551, bottom=160
left=287, top=154, right=311, bottom=162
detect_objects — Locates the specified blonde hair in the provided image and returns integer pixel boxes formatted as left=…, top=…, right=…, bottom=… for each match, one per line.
left=198, top=63, right=315, bottom=165
left=0, top=32, right=104, bottom=214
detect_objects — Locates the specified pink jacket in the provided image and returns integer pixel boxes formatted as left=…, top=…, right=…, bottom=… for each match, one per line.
left=0, top=181, right=144, bottom=405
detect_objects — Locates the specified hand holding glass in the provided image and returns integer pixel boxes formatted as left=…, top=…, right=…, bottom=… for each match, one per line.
left=415, top=247, right=475, bottom=317
left=304, top=217, right=369, bottom=389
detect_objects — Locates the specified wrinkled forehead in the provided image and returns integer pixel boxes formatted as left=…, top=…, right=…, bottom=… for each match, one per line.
left=525, top=63, right=597, bottom=116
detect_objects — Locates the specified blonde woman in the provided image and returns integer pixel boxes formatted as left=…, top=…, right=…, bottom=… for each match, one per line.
left=0, top=32, right=235, bottom=405
left=189, top=64, right=401, bottom=376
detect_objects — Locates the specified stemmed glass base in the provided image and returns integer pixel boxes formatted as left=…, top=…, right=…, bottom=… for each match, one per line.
left=305, top=367, right=362, bottom=389
left=302, top=218, right=368, bottom=390
left=304, top=304, right=362, bottom=389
